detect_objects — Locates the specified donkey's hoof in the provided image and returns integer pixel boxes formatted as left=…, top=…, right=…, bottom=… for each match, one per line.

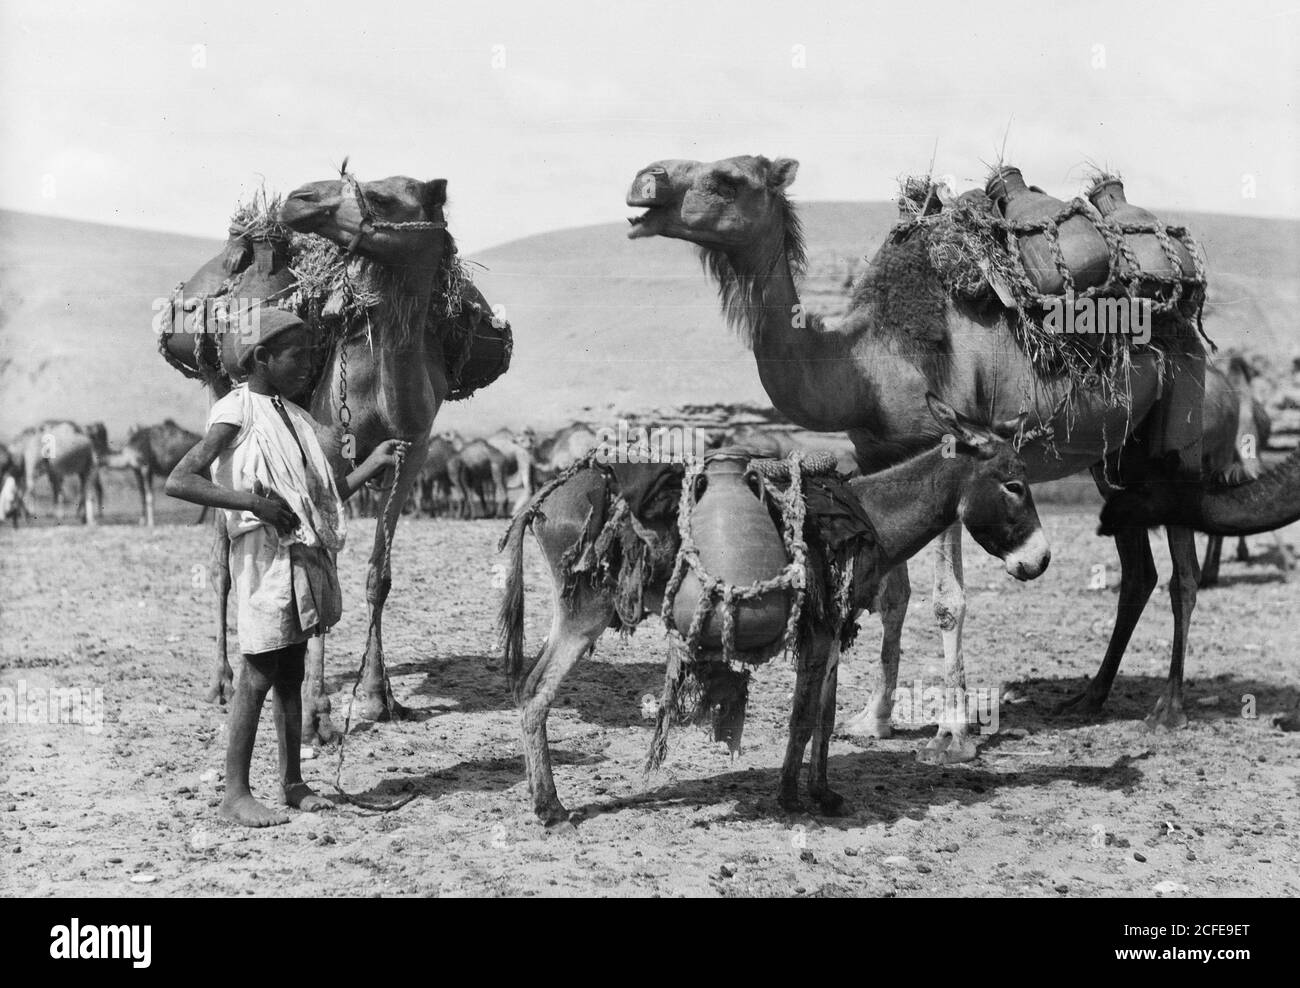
left=812, top=789, right=849, bottom=816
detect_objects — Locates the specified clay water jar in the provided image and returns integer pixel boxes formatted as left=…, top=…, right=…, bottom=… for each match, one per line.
left=986, top=166, right=1111, bottom=295
left=1088, top=177, right=1197, bottom=284
left=672, top=452, right=791, bottom=652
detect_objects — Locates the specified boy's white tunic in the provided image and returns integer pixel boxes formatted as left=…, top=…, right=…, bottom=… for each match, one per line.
left=208, top=384, right=347, bottom=654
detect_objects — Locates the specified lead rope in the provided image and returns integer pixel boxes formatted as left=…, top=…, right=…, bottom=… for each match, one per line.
left=332, top=442, right=416, bottom=812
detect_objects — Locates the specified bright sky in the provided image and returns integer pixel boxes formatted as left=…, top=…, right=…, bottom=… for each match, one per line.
left=2, top=0, right=1297, bottom=252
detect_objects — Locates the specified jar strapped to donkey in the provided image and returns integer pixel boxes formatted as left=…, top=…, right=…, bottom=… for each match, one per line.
left=497, top=395, right=1054, bottom=826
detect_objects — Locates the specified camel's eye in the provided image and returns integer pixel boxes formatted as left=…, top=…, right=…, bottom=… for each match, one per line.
left=711, top=177, right=737, bottom=201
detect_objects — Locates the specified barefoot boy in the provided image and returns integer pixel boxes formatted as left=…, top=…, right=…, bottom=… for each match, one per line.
left=167, top=309, right=406, bottom=827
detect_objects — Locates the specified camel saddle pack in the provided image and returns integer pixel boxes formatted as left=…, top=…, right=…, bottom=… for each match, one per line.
left=870, top=165, right=1211, bottom=478
left=155, top=219, right=511, bottom=402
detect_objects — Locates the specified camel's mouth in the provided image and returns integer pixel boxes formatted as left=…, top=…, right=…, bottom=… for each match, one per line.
left=626, top=206, right=668, bottom=239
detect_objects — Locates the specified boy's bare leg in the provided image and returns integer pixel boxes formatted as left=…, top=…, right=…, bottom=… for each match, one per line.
left=220, top=650, right=290, bottom=827
left=274, top=640, right=333, bottom=812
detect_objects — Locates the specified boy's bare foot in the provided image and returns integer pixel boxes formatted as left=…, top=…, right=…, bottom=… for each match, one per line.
left=283, top=782, right=334, bottom=812
left=220, top=794, right=290, bottom=827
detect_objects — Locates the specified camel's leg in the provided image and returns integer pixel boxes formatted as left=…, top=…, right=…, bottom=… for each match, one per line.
left=492, top=462, right=509, bottom=519
left=207, top=517, right=234, bottom=704
left=840, top=563, right=908, bottom=738
left=779, top=635, right=831, bottom=812
left=143, top=470, right=155, bottom=528
left=300, top=635, right=336, bottom=745
left=1058, top=524, right=1156, bottom=714
left=87, top=469, right=101, bottom=526
left=519, top=585, right=612, bottom=826
left=357, top=440, right=429, bottom=722
left=806, top=636, right=848, bottom=816
left=1147, top=526, right=1197, bottom=731
left=1235, top=536, right=1250, bottom=562
left=49, top=471, right=65, bottom=523
left=918, top=522, right=978, bottom=764
left=1199, top=535, right=1223, bottom=588
left=1273, top=531, right=1294, bottom=578
left=132, top=469, right=148, bottom=526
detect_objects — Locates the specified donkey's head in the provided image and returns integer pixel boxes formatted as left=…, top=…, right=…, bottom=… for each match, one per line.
left=926, top=395, right=1051, bottom=581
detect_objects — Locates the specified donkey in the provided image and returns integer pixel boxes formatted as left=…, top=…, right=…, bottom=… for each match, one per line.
left=498, top=395, right=1052, bottom=825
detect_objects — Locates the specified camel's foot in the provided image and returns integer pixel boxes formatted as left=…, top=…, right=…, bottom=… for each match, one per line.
left=358, top=690, right=409, bottom=723
left=302, top=700, right=340, bottom=747
left=777, top=785, right=804, bottom=814
left=1055, top=687, right=1108, bottom=717
left=916, top=731, right=979, bottom=765
left=1143, top=694, right=1188, bottom=732
left=838, top=711, right=892, bottom=739
left=205, top=669, right=234, bottom=706
left=809, top=787, right=848, bottom=816
left=535, top=798, right=579, bottom=830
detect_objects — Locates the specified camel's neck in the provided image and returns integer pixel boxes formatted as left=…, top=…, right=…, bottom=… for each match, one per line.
left=313, top=248, right=444, bottom=447
left=847, top=446, right=968, bottom=569
left=708, top=233, right=873, bottom=432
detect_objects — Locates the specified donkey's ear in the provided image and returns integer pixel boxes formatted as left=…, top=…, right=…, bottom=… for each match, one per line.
left=423, top=179, right=448, bottom=211
left=926, top=393, right=991, bottom=451
left=768, top=158, right=799, bottom=192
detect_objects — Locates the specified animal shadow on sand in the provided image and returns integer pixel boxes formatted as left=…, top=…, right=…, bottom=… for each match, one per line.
left=326, top=654, right=666, bottom=727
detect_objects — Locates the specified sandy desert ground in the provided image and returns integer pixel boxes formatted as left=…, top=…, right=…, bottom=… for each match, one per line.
left=2, top=498, right=1298, bottom=898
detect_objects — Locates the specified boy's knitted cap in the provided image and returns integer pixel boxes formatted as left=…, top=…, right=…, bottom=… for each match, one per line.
left=236, top=308, right=307, bottom=369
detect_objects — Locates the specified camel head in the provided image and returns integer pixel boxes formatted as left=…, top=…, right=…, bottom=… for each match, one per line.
left=626, top=155, right=798, bottom=249
left=279, top=166, right=451, bottom=266
left=924, top=395, right=1051, bottom=582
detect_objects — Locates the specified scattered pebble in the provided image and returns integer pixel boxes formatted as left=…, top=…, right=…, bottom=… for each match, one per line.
left=1153, top=880, right=1188, bottom=895
left=917, top=863, right=932, bottom=874
left=199, top=769, right=221, bottom=785
left=1133, top=852, right=1147, bottom=863
left=718, top=864, right=735, bottom=879
left=883, top=855, right=911, bottom=868
left=129, top=874, right=157, bottom=884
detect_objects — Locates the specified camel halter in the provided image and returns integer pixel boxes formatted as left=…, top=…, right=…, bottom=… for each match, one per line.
left=339, top=165, right=446, bottom=254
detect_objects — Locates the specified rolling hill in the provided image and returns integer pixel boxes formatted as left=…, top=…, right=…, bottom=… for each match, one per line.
left=2, top=201, right=1296, bottom=445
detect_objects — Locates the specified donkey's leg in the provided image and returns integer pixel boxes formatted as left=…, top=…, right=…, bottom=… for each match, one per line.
left=779, top=638, right=829, bottom=813
left=1199, top=535, right=1223, bottom=588
left=1235, top=536, right=1250, bottom=562
left=519, top=585, right=612, bottom=826
left=806, top=636, right=847, bottom=815
left=919, top=522, right=978, bottom=764
left=840, top=563, right=908, bottom=738
left=358, top=441, right=429, bottom=722
left=1058, top=524, right=1156, bottom=714
left=301, top=635, right=336, bottom=745
left=207, top=518, right=234, bottom=704
left=1147, top=526, right=1197, bottom=731
left=133, top=469, right=149, bottom=526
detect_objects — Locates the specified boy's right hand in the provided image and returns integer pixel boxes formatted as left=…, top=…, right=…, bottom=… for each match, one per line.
left=251, top=480, right=299, bottom=535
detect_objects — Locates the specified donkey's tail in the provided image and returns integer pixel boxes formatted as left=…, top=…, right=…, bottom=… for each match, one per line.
left=497, top=508, right=530, bottom=691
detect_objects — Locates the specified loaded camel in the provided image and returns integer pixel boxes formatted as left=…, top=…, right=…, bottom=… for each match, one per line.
left=499, top=397, right=1052, bottom=824
left=189, top=170, right=478, bottom=742
left=625, top=154, right=1300, bottom=745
